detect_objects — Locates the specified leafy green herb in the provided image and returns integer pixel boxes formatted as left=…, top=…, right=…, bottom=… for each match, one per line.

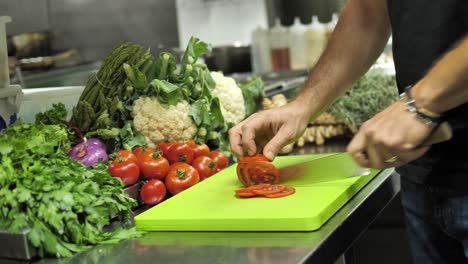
left=328, top=70, right=399, bottom=132
left=240, top=77, right=266, bottom=117
left=119, top=121, right=147, bottom=151
left=34, top=103, right=67, bottom=126
left=0, top=122, right=142, bottom=258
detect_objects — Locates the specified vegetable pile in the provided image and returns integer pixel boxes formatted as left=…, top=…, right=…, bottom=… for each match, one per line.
left=108, top=141, right=229, bottom=206
left=68, top=37, right=265, bottom=154
left=0, top=122, right=141, bottom=258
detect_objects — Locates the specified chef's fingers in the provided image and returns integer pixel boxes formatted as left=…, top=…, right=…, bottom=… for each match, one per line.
left=263, top=126, right=295, bottom=161
left=347, top=130, right=370, bottom=167
left=241, top=113, right=266, bottom=156
left=367, top=142, right=395, bottom=169
left=228, top=124, right=246, bottom=159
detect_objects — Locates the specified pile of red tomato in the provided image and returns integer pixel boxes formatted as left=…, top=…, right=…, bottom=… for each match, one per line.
left=109, top=140, right=229, bottom=206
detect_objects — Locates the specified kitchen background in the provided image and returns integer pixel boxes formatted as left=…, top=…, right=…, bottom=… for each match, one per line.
left=1, top=0, right=409, bottom=263
left=2, top=0, right=345, bottom=61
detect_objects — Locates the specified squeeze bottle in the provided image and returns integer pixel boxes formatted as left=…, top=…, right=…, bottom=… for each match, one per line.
left=288, top=17, right=308, bottom=70
left=305, top=15, right=326, bottom=68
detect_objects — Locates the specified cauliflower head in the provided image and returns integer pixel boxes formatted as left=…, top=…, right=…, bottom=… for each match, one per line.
left=211, top=71, right=246, bottom=124
left=132, top=97, right=198, bottom=148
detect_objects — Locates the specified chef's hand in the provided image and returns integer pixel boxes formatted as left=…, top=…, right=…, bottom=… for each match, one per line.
left=229, top=101, right=311, bottom=160
left=347, top=100, right=433, bottom=169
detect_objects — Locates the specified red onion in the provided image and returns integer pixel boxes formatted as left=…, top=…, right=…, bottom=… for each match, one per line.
left=68, top=138, right=108, bottom=166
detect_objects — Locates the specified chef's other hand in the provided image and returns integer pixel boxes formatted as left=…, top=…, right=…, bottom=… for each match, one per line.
left=347, top=100, right=433, bottom=169
left=229, top=101, right=311, bottom=161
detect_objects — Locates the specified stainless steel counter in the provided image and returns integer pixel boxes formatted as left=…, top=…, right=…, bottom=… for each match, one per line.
left=32, top=139, right=400, bottom=264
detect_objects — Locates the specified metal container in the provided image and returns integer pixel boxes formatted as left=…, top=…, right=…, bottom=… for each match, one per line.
left=204, top=45, right=252, bottom=74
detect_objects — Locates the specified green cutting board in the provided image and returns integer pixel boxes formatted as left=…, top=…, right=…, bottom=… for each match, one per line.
left=135, top=153, right=380, bottom=231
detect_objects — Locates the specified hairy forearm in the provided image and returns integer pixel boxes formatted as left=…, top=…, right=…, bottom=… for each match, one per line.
left=410, top=36, right=468, bottom=115
left=293, top=0, right=391, bottom=119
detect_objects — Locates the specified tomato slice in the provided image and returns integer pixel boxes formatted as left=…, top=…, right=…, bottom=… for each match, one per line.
left=235, top=189, right=257, bottom=198
left=264, top=187, right=296, bottom=198
left=237, top=154, right=280, bottom=187
left=251, top=184, right=286, bottom=195
left=246, top=184, right=271, bottom=191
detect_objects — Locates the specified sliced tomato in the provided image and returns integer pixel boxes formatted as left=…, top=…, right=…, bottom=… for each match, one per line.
left=251, top=184, right=286, bottom=195
left=237, top=159, right=280, bottom=187
left=235, top=189, right=257, bottom=198
left=246, top=184, right=271, bottom=191
left=264, top=186, right=296, bottom=198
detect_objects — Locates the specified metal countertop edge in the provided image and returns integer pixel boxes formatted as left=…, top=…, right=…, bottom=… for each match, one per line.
left=299, top=168, right=400, bottom=263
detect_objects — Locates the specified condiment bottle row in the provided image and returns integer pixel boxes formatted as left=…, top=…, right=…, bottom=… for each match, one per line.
left=251, top=14, right=338, bottom=74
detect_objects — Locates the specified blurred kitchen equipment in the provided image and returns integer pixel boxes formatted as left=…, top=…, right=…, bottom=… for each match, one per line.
left=9, top=30, right=51, bottom=59
left=0, top=16, right=24, bottom=131
left=0, top=16, right=11, bottom=89
left=204, top=44, right=252, bottom=74
left=17, top=48, right=78, bottom=70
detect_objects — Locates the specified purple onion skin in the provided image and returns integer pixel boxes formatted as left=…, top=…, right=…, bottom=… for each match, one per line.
left=85, top=138, right=106, bottom=149
left=68, top=138, right=108, bottom=166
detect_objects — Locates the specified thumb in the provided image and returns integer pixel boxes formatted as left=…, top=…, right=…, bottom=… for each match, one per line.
left=262, top=128, right=294, bottom=161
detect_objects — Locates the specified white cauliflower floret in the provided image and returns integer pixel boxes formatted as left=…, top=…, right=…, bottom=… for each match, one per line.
left=210, top=71, right=246, bottom=124
left=132, top=97, right=198, bottom=148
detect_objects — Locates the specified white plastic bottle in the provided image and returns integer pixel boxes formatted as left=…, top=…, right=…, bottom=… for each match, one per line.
left=250, top=25, right=272, bottom=74
left=305, top=15, right=326, bottom=68
left=269, top=18, right=290, bottom=72
left=288, top=17, right=308, bottom=70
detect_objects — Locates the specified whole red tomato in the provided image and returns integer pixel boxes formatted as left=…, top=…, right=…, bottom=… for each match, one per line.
left=165, top=162, right=200, bottom=195
left=140, top=179, right=167, bottom=205
left=158, top=142, right=176, bottom=158
left=186, top=140, right=210, bottom=158
left=192, top=156, right=217, bottom=181
left=109, top=158, right=140, bottom=186
left=139, top=152, right=170, bottom=180
left=132, top=146, right=154, bottom=161
left=208, top=151, right=229, bottom=171
left=116, top=150, right=138, bottom=164
left=166, top=143, right=194, bottom=164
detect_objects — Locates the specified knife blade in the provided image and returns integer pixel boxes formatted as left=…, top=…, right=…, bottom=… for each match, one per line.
left=278, top=121, right=453, bottom=184
left=279, top=152, right=370, bottom=184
